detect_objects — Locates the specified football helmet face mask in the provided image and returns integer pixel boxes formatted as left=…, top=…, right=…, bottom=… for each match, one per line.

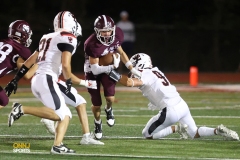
left=94, top=15, right=116, bottom=46
left=53, top=11, right=78, bottom=36
left=130, top=53, right=153, bottom=71
left=8, top=20, right=32, bottom=47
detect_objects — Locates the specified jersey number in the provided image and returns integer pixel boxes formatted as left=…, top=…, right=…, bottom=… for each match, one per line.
left=152, top=70, right=169, bottom=86
left=0, top=42, right=13, bottom=63
left=37, top=38, right=52, bottom=62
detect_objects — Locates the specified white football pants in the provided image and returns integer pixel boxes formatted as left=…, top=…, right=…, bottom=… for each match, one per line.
left=31, top=74, right=72, bottom=121
left=142, top=98, right=198, bottom=138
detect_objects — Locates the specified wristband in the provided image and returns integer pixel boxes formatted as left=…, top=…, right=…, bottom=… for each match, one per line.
left=125, top=61, right=132, bottom=69
left=14, top=64, right=29, bottom=81
left=79, top=80, right=86, bottom=86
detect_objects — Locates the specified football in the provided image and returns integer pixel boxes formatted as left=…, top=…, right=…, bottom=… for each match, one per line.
left=99, top=53, right=119, bottom=66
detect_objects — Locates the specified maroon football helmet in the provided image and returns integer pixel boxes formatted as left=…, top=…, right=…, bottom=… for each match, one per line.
left=94, top=15, right=116, bottom=46
left=8, top=20, right=32, bottom=47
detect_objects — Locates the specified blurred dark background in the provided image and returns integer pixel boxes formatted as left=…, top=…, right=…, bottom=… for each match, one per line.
left=1, top=0, right=240, bottom=73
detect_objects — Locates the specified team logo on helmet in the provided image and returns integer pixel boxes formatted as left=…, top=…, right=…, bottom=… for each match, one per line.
left=107, top=22, right=112, bottom=28
left=22, top=25, right=30, bottom=33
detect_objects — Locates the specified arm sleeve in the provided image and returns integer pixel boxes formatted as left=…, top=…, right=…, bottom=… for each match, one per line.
left=91, top=63, right=114, bottom=75
left=57, top=43, right=74, bottom=53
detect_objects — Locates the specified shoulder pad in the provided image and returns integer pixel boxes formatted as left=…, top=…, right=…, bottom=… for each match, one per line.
left=60, top=31, right=76, bottom=38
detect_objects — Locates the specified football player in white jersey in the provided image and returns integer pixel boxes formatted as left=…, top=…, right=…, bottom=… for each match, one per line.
left=39, top=22, right=104, bottom=145
left=5, top=11, right=103, bottom=154
left=109, top=53, right=239, bottom=141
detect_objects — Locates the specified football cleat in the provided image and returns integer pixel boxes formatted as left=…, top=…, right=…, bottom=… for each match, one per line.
left=8, top=103, right=24, bottom=127
left=177, top=123, right=189, bottom=139
left=80, top=133, right=104, bottom=145
left=94, top=120, right=103, bottom=140
left=105, top=107, right=115, bottom=127
left=217, top=124, right=239, bottom=140
left=41, top=118, right=55, bottom=135
left=51, top=143, right=75, bottom=154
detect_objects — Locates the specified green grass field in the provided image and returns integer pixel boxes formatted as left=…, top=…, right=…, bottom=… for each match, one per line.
left=0, top=86, right=240, bottom=160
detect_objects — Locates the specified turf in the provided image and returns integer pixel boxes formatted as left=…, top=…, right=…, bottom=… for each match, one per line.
left=0, top=87, right=240, bottom=159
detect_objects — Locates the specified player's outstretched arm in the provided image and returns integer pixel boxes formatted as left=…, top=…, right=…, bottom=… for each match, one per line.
left=69, top=73, right=97, bottom=89
left=107, top=69, right=143, bottom=87
left=119, top=75, right=143, bottom=87
left=17, top=57, right=38, bottom=80
left=116, top=46, right=141, bottom=77
left=5, top=51, right=39, bottom=96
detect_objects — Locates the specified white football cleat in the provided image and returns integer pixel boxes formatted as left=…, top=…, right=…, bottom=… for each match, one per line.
left=51, top=143, right=75, bottom=154
left=8, top=103, right=24, bottom=127
left=105, top=107, right=115, bottom=127
left=41, top=118, right=55, bottom=135
left=177, top=123, right=189, bottom=139
left=217, top=124, right=239, bottom=140
left=94, top=120, right=103, bottom=140
left=80, top=133, right=104, bottom=145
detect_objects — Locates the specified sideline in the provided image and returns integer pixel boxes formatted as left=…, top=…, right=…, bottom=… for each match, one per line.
left=15, top=84, right=240, bottom=92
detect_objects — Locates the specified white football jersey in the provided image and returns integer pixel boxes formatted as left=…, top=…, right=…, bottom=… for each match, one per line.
left=139, top=67, right=181, bottom=110
left=36, top=31, right=77, bottom=78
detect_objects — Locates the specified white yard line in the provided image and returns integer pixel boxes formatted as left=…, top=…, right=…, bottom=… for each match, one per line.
left=0, top=150, right=234, bottom=160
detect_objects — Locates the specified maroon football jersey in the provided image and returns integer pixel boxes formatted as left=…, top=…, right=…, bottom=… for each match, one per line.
left=84, top=27, right=124, bottom=59
left=0, top=38, right=31, bottom=78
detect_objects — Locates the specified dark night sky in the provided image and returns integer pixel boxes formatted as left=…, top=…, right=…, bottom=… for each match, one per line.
left=1, top=0, right=240, bottom=72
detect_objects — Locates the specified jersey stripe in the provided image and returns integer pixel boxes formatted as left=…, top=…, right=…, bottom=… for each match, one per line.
left=46, top=74, right=61, bottom=110
left=148, top=108, right=167, bottom=134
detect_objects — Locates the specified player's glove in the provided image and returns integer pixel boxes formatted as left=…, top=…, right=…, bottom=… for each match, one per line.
left=65, top=78, right=72, bottom=94
left=108, top=69, right=122, bottom=82
left=79, top=80, right=97, bottom=89
left=130, top=68, right=142, bottom=78
left=4, top=79, right=18, bottom=97
left=113, top=53, right=120, bottom=69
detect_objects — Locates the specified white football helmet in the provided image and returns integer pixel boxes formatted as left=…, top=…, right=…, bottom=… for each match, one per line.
left=76, top=22, right=82, bottom=37
left=130, top=53, right=153, bottom=71
left=76, top=22, right=82, bottom=47
left=53, top=11, right=78, bottom=36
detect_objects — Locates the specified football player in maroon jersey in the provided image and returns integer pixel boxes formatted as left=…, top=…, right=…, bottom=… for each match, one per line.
left=84, top=15, right=141, bottom=139
left=0, top=20, right=36, bottom=110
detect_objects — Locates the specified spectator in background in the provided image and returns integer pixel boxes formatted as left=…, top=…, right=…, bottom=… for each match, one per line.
left=116, top=11, right=136, bottom=57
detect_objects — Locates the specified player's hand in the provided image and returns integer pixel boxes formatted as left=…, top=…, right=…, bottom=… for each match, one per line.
left=65, top=78, right=72, bottom=94
left=113, top=53, right=120, bottom=69
left=80, top=80, right=97, bottom=89
left=131, top=68, right=141, bottom=78
left=4, top=79, right=18, bottom=97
